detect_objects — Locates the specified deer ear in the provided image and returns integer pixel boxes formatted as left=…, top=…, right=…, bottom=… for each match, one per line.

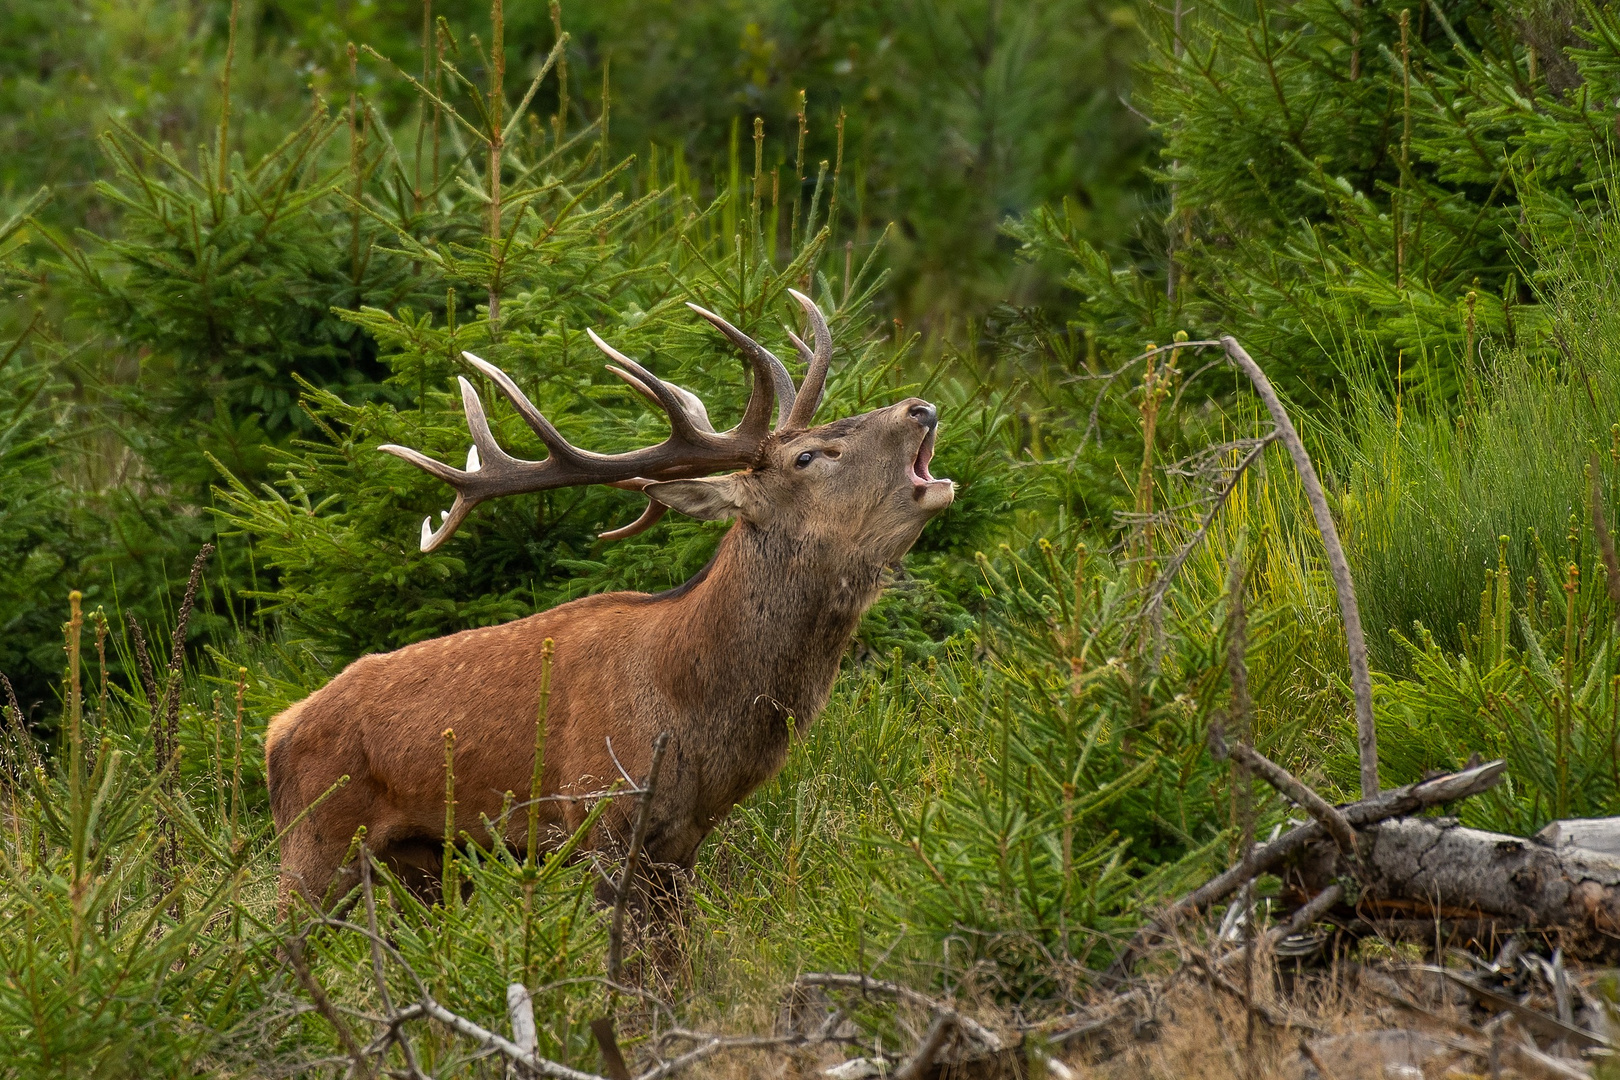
left=642, top=475, right=752, bottom=522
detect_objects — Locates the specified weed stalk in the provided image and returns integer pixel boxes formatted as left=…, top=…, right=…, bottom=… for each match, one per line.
left=443, top=727, right=458, bottom=909
left=1560, top=562, right=1578, bottom=818
left=488, top=0, right=505, bottom=333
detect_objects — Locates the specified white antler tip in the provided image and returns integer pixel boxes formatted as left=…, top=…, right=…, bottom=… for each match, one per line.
left=466, top=444, right=482, bottom=472
left=441, top=510, right=451, bottom=522
left=420, top=517, right=434, bottom=550
left=786, top=287, right=814, bottom=307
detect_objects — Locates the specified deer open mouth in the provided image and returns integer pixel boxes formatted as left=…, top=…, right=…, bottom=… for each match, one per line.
left=907, top=428, right=954, bottom=509
left=908, top=427, right=936, bottom=485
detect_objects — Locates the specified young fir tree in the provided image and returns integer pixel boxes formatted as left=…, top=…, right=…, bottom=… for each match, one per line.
left=1012, top=0, right=1620, bottom=396
left=0, top=188, right=78, bottom=711
left=13, top=10, right=440, bottom=702
left=206, top=5, right=1005, bottom=662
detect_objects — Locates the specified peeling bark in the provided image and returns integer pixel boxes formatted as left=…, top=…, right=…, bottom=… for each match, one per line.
left=1298, top=817, right=1620, bottom=957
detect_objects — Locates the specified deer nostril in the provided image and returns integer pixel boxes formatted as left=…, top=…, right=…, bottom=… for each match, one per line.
left=908, top=402, right=937, bottom=430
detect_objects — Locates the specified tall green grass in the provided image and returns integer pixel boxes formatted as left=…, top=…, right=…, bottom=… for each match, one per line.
left=1143, top=184, right=1620, bottom=822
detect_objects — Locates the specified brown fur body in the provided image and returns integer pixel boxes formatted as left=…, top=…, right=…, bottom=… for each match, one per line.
left=266, top=397, right=953, bottom=903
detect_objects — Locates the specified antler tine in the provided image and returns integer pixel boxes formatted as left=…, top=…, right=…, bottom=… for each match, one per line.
left=375, top=436, right=479, bottom=552
left=419, top=497, right=478, bottom=552
left=461, top=352, right=589, bottom=467
left=604, top=364, right=716, bottom=433
left=684, top=302, right=797, bottom=429
left=377, top=376, right=517, bottom=552
left=598, top=497, right=669, bottom=540
left=454, top=375, right=515, bottom=471
left=585, top=329, right=707, bottom=444
left=785, top=327, right=814, bottom=366
left=784, top=289, right=833, bottom=428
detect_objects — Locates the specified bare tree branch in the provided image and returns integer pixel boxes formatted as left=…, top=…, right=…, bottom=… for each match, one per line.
left=608, top=730, right=670, bottom=984
left=1112, top=760, right=1505, bottom=975
left=893, top=1013, right=953, bottom=1080
left=794, top=973, right=1003, bottom=1052
left=286, top=935, right=375, bottom=1080
left=1141, top=432, right=1277, bottom=625
left=1210, top=735, right=1358, bottom=857
left=419, top=997, right=606, bottom=1080
left=362, top=849, right=428, bottom=1080
left=1221, top=336, right=1378, bottom=798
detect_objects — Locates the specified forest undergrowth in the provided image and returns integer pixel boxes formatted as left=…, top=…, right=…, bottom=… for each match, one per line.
left=8, top=0, right=1620, bottom=1076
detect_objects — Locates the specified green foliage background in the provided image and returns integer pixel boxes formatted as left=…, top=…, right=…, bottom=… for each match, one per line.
left=9, top=0, right=1620, bottom=1074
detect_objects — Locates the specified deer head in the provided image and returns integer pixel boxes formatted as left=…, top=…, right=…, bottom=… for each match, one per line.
left=379, top=290, right=954, bottom=556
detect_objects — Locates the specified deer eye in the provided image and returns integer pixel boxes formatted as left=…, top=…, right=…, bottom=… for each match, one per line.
left=795, top=450, right=817, bottom=469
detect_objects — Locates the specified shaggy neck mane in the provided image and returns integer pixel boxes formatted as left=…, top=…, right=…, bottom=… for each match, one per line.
left=654, top=521, right=887, bottom=725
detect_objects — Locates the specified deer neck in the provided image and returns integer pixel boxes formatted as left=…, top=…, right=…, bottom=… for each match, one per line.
left=663, top=522, right=885, bottom=721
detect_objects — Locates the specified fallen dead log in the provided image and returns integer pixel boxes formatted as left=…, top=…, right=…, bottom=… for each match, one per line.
left=1297, top=816, right=1620, bottom=960
left=1112, top=759, right=1507, bottom=974
left=1537, top=817, right=1620, bottom=859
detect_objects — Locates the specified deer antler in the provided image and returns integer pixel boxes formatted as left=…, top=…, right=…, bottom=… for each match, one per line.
left=382, top=298, right=840, bottom=550
left=783, top=288, right=834, bottom=429
left=381, top=344, right=778, bottom=552
left=683, top=303, right=798, bottom=429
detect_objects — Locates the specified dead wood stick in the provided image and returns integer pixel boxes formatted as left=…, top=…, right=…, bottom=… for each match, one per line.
left=1299, top=1038, right=1344, bottom=1080
left=1072, top=340, right=1225, bottom=451
left=287, top=936, right=375, bottom=1080
left=302, top=914, right=608, bottom=1080
left=1125, top=759, right=1504, bottom=967
left=795, top=972, right=1003, bottom=1051
left=1425, top=967, right=1609, bottom=1050
left=632, top=1031, right=844, bottom=1080
left=1221, top=337, right=1378, bottom=798
left=1045, top=992, right=1147, bottom=1046
left=894, top=1013, right=953, bottom=1080
left=419, top=997, right=608, bottom=1080
left=1213, top=736, right=1358, bottom=856
left=1204, top=883, right=1342, bottom=980
left=1144, top=431, right=1278, bottom=623
left=1049, top=904, right=1349, bottom=1055
left=361, top=848, right=428, bottom=1080
left=1188, top=952, right=1322, bottom=1034
left=1259, top=883, right=1343, bottom=951
left=591, top=1017, right=632, bottom=1080
left=361, top=1003, right=428, bottom=1056
left=1511, top=1040, right=1594, bottom=1080
left=510, top=985, right=538, bottom=1055
left=607, top=730, right=670, bottom=984
left=306, top=919, right=609, bottom=1080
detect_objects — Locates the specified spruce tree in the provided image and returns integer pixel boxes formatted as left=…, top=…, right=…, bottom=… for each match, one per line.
left=1014, top=0, right=1620, bottom=394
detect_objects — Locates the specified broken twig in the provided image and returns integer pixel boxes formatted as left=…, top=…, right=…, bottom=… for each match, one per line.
left=1211, top=734, right=1358, bottom=857
left=1113, top=760, right=1505, bottom=974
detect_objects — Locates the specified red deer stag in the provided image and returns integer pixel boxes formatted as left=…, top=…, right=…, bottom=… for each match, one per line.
left=265, top=291, right=953, bottom=906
